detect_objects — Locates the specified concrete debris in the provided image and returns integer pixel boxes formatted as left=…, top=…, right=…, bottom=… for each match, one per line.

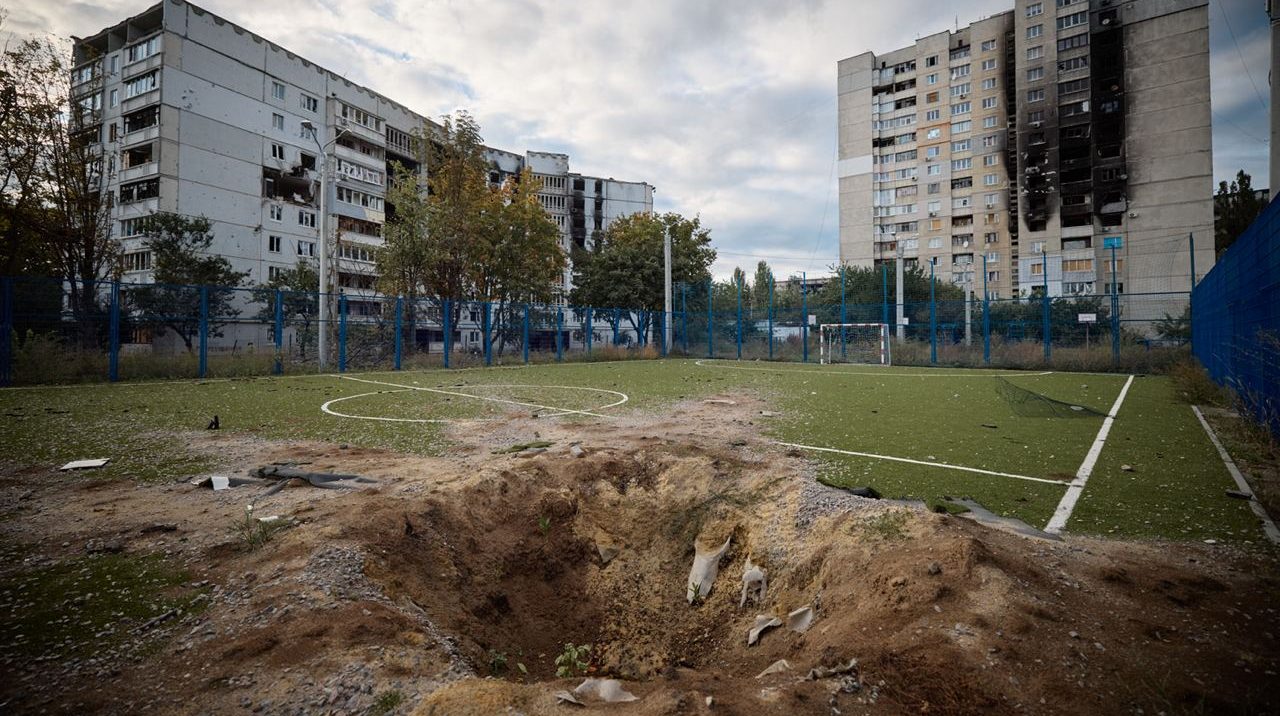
left=1226, top=490, right=1253, bottom=500
left=740, top=557, right=767, bottom=608
left=747, top=615, right=782, bottom=646
left=1121, top=464, right=1135, bottom=472
left=59, top=458, right=110, bottom=471
left=573, top=678, right=638, bottom=703
left=516, top=447, right=547, bottom=458
left=755, top=659, right=792, bottom=679
left=927, top=561, right=943, bottom=575
left=210, top=475, right=230, bottom=491
left=554, top=690, right=585, bottom=706
left=786, top=605, right=814, bottom=634
left=192, top=474, right=273, bottom=490
left=687, top=535, right=732, bottom=604
left=569, top=444, right=586, bottom=459
left=759, top=411, right=781, bottom=417
left=251, top=465, right=378, bottom=490
left=702, top=399, right=737, bottom=406
left=705, top=695, right=714, bottom=706
left=596, top=543, right=619, bottom=566
left=85, top=538, right=124, bottom=554
left=805, top=657, right=858, bottom=681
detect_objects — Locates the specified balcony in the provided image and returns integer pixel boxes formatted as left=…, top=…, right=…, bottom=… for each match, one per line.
left=119, top=161, right=159, bottom=183
left=122, top=53, right=163, bottom=81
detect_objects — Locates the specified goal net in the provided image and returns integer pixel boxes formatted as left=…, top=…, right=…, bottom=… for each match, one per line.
left=819, top=323, right=891, bottom=365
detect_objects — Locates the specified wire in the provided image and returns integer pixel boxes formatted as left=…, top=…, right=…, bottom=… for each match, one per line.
left=1211, top=109, right=1268, bottom=145
left=1215, top=0, right=1268, bottom=113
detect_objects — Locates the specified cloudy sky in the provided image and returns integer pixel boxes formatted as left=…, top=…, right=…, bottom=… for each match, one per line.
left=10, top=0, right=1271, bottom=279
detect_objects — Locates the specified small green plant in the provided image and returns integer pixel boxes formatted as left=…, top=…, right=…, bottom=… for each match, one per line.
left=488, top=649, right=508, bottom=675
left=231, top=505, right=289, bottom=550
left=492, top=440, right=555, bottom=455
left=862, top=510, right=910, bottom=541
left=687, top=581, right=703, bottom=604
left=554, top=643, right=591, bottom=678
left=369, top=690, right=404, bottom=715
left=537, top=515, right=551, bottom=536
left=516, top=662, right=528, bottom=680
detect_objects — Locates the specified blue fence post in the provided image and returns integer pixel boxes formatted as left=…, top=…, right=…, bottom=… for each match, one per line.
left=443, top=299, right=452, bottom=369
left=840, top=266, right=847, bottom=360
left=483, top=301, right=492, bottom=366
left=1042, top=261, right=1051, bottom=361
left=929, top=263, right=937, bottom=364
left=1110, top=247, right=1120, bottom=362
left=613, top=307, right=621, bottom=346
left=1188, top=232, right=1197, bottom=289
left=198, top=285, right=209, bottom=379
left=108, top=281, right=121, bottom=382
left=523, top=304, right=531, bottom=364
left=660, top=310, right=667, bottom=357
left=706, top=280, right=713, bottom=358
left=881, top=263, right=889, bottom=330
left=768, top=274, right=775, bottom=361
left=556, top=306, right=563, bottom=362
left=982, top=257, right=991, bottom=365
left=394, top=296, right=403, bottom=370
left=338, top=294, right=348, bottom=373
left=682, top=285, right=689, bottom=353
left=802, top=271, right=809, bottom=363
left=585, top=306, right=593, bottom=354
left=273, top=289, right=284, bottom=375
left=735, top=275, right=743, bottom=360
left=0, top=278, right=13, bottom=386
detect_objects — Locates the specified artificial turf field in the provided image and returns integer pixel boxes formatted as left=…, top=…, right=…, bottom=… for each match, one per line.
left=0, top=358, right=1267, bottom=544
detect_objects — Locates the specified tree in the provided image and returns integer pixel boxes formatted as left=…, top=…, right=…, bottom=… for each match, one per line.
left=569, top=212, right=716, bottom=343
left=1214, top=170, right=1267, bottom=256
left=1154, top=305, right=1192, bottom=343
left=750, top=261, right=773, bottom=318
left=252, top=259, right=318, bottom=359
left=132, top=213, right=248, bottom=351
left=0, top=24, right=118, bottom=346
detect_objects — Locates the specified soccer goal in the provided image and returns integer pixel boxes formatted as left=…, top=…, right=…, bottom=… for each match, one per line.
left=819, top=323, right=891, bottom=365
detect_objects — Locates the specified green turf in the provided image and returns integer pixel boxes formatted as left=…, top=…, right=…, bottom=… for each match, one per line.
left=0, top=358, right=1268, bottom=543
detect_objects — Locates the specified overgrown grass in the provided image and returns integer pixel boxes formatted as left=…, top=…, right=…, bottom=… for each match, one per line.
left=0, top=552, right=205, bottom=661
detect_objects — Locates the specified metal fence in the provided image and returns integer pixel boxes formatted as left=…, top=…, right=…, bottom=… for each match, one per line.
left=0, top=268, right=1192, bottom=386
left=1193, top=196, right=1279, bottom=435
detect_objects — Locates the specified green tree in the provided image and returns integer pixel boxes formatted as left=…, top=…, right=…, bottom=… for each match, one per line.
left=750, top=261, right=773, bottom=318
left=1154, top=305, right=1192, bottom=343
left=252, top=259, right=318, bottom=359
left=569, top=212, right=716, bottom=343
left=1214, top=170, right=1267, bottom=256
left=132, top=213, right=249, bottom=351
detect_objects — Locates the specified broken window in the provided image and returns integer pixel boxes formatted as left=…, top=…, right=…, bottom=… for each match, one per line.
left=123, top=106, right=159, bottom=134
left=123, top=143, right=154, bottom=168
left=262, top=167, right=314, bottom=205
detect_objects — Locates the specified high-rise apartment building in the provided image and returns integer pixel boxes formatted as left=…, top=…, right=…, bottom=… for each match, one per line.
left=838, top=0, right=1214, bottom=300
left=70, top=0, right=653, bottom=307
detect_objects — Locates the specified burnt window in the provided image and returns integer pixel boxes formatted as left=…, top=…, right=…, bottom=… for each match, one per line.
left=119, top=178, right=158, bottom=203
left=122, top=143, right=154, bottom=168
left=123, top=106, right=159, bottom=134
left=299, top=152, right=316, bottom=171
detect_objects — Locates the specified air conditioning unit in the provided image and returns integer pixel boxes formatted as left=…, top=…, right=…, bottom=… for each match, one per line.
left=1030, top=121, right=1042, bottom=128
left=929, top=211, right=938, bottom=217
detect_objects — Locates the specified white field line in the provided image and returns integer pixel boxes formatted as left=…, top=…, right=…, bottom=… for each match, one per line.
left=1191, top=406, right=1280, bottom=544
left=776, top=441, right=1070, bottom=485
left=321, top=389, right=503, bottom=424
left=1044, top=374, right=1136, bottom=534
left=695, top=359, right=1053, bottom=379
left=336, top=375, right=628, bottom=420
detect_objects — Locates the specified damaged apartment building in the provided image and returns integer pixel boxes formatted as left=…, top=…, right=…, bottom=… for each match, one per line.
left=70, top=0, right=653, bottom=347
left=837, top=0, right=1215, bottom=300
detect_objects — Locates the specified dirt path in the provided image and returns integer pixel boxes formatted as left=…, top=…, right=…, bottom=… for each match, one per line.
left=1, top=396, right=1277, bottom=715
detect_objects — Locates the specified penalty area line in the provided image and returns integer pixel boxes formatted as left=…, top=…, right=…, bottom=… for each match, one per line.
left=776, top=441, right=1069, bottom=486
left=337, top=375, right=625, bottom=420
left=1043, top=374, right=1135, bottom=535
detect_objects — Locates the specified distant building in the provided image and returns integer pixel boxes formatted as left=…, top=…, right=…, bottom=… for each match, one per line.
left=838, top=0, right=1215, bottom=299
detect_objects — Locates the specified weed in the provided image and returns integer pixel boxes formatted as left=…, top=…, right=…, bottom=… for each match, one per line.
left=369, top=690, right=405, bottom=715
left=862, top=510, right=910, bottom=541
left=231, top=505, right=290, bottom=551
left=492, top=440, right=555, bottom=455
left=1168, top=358, right=1228, bottom=406
left=687, top=581, right=703, bottom=604
left=554, top=643, right=592, bottom=678
left=488, top=649, right=508, bottom=675
left=537, top=515, right=551, bottom=536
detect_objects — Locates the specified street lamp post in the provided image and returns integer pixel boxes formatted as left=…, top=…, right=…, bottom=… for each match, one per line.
left=302, top=119, right=346, bottom=370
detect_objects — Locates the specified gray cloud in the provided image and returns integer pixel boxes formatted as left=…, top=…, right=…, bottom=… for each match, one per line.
left=10, top=0, right=1270, bottom=279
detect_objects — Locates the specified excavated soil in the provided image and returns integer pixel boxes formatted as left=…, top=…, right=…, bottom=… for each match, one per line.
left=1, top=395, right=1279, bottom=715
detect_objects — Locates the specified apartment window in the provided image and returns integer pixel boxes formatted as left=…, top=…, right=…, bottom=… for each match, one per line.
left=951, top=120, right=971, bottom=133
left=984, top=154, right=999, bottom=167
left=335, top=186, right=386, bottom=211
left=123, top=251, right=152, bottom=272
left=951, top=102, right=971, bottom=116
left=109, top=89, right=118, bottom=107
left=272, top=113, right=285, bottom=131
left=926, top=73, right=938, bottom=85
left=271, top=143, right=285, bottom=160
left=1026, top=45, right=1044, bottom=60
left=982, top=97, right=997, bottom=109
left=122, top=143, right=154, bottom=168
left=123, top=106, right=159, bottom=133
left=927, top=200, right=942, bottom=213
left=983, top=116, right=999, bottom=129
left=984, top=174, right=999, bottom=186
left=124, top=71, right=158, bottom=99
left=981, top=40, right=997, bottom=52
left=1058, top=11, right=1087, bottom=30
left=951, top=65, right=970, bottom=79
left=119, top=218, right=145, bottom=237
left=119, top=178, right=159, bottom=203
left=269, top=204, right=283, bottom=222
left=1028, top=110, right=1045, bottom=123
left=927, top=182, right=940, bottom=194
left=951, top=83, right=971, bottom=97
left=298, top=210, right=316, bottom=228
left=926, top=164, right=941, bottom=176
left=925, top=109, right=941, bottom=121
left=1061, top=100, right=1090, bottom=117
left=1027, top=25, right=1043, bottom=39
left=339, top=103, right=382, bottom=132
left=926, top=91, right=939, bottom=103
left=929, top=219, right=943, bottom=232
left=1058, top=78, right=1089, bottom=95
left=268, top=235, right=282, bottom=253
left=1027, top=67, right=1045, bottom=82
left=1057, top=0, right=1082, bottom=6
left=953, top=196, right=972, bottom=209
left=268, top=266, right=286, bottom=281
left=926, top=127, right=942, bottom=139
left=984, top=213, right=998, bottom=225
left=984, top=193, right=999, bottom=208
left=926, top=146, right=940, bottom=158
left=981, top=59, right=997, bottom=71
left=926, top=55, right=938, bottom=67
left=1031, top=241, right=1046, bottom=253
left=1027, top=88, right=1045, bottom=103
left=300, top=93, right=319, bottom=113
left=297, top=240, right=316, bottom=257
left=271, top=81, right=285, bottom=100
left=1059, top=56, right=1088, bottom=73
left=951, top=139, right=971, bottom=152
left=108, top=55, right=118, bottom=74
left=1030, top=262, right=1045, bottom=276
left=985, top=233, right=999, bottom=245
left=950, top=46, right=970, bottom=61
left=1057, top=34, right=1089, bottom=52
left=125, top=35, right=160, bottom=64
left=981, top=78, right=998, bottom=91
left=1027, top=2, right=1043, bottom=16
left=1063, top=258, right=1094, bottom=273
left=951, top=158, right=972, bottom=171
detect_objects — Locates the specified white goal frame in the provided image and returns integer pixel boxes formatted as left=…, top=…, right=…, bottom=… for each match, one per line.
left=819, top=323, right=891, bottom=366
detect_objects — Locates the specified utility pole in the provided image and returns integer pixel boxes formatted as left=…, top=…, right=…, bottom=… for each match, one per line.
left=304, top=116, right=346, bottom=370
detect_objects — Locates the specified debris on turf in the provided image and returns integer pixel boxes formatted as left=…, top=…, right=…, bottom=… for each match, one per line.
left=747, top=615, right=782, bottom=646
left=740, top=557, right=767, bottom=608
left=572, top=678, right=638, bottom=703
left=787, top=605, right=815, bottom=634
left=206, top=415, right=219, bottom=430
left=1225, top=489, right=1253, bottom=500
left=59, top=458, right=110, bottom=471
left=702, top=398, right=737, bottom=405
left=1121, top=464, right=1135, bottom=472
left=756, top=659, right=792, bottom=679
left=687, top=534, right=732, bottom=604
left=492, top=440, right=555, bottom=455
left=516, top=447, right=547, bottom=458
left=250, top=465, right=378, bottom=490
left=569, top=444, right=586, bottom=458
